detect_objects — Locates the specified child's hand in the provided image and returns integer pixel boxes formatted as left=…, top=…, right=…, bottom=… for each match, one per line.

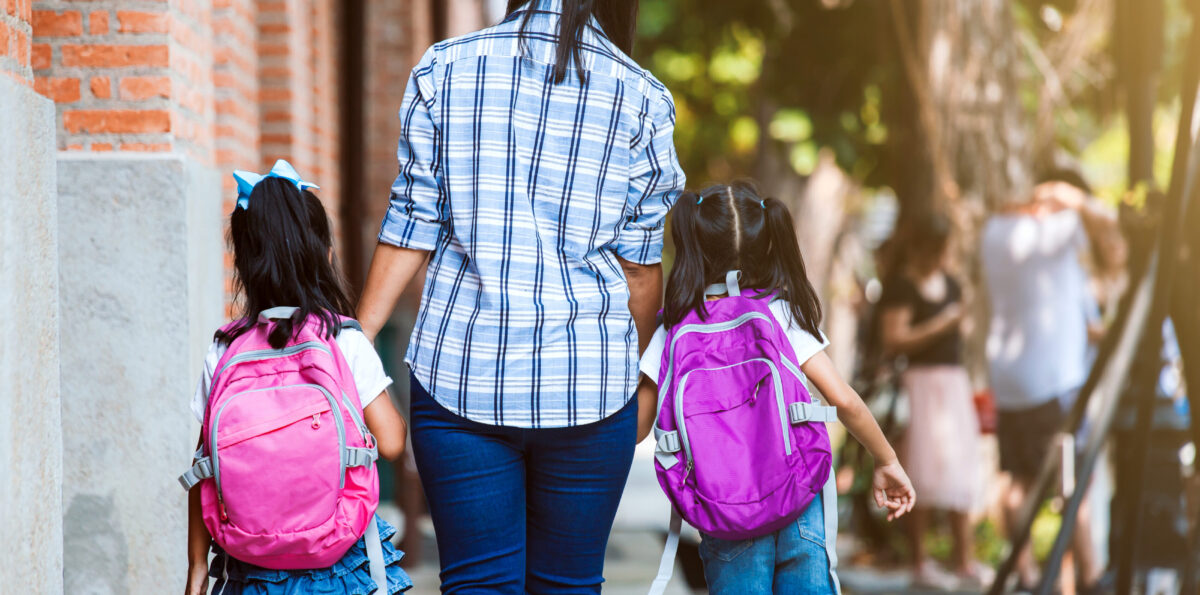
left=872, top=461, right=916, bottom=521
left=185, top=563, right=208, bottom=595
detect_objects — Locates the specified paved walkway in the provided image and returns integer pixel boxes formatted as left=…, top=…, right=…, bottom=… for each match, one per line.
left=390, top=441, right=985, bottom=594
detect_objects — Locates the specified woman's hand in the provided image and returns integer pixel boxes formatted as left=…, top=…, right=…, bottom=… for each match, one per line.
left=635, top=378, right=659, bottom=443
left=873, top=461, right=916, bottom=521
left=185, top=563, right=208, bottom=595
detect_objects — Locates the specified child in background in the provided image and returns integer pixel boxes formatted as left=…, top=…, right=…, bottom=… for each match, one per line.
left=637, top=181, right=915, bottom=594
left=183, top=161, right=411, bottom=595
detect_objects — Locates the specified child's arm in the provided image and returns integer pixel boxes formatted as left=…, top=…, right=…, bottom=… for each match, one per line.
left=636, top=377, right=658, bottom=443
left=186, top=456, right=211, bottom=595
left=363, top=391, right=407, bottom=461
left=801, top=351, right=916, bottom=521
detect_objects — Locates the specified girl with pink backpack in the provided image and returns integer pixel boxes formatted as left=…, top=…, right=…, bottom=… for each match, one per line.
left=637, top=181, right=916, bottom=594
left=181, top=161, right=412, bottom=595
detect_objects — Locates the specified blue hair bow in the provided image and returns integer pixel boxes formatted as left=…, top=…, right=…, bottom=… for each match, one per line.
left=232, top=159, right=320, bottom=211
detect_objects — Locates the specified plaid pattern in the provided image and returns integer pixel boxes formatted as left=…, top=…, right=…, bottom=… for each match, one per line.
left=379, top=0, right=685, bottom=428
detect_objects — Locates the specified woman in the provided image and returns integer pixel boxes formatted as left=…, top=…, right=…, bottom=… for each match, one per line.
left=356, top=1, right=685, bottom=593
left=879, top=214, right=988, bottom=589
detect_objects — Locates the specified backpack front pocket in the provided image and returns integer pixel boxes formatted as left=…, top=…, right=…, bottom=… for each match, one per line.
left=211, top=384, right=345, bottom=533
left=678, top=360, right=793, bottom=504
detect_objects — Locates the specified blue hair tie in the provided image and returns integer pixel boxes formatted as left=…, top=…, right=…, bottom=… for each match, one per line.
left=759, top=199, right=766, bottom=209
left=232, top=159, right=320, bottom=212
left=697, top=195, right=705, bottom=205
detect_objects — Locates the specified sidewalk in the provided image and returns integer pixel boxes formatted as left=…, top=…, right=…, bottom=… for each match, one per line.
left=389, top=440, right=984, bottom=594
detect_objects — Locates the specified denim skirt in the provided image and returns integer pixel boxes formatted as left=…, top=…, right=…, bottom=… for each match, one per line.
left=208, top=515, right=412, bottom=594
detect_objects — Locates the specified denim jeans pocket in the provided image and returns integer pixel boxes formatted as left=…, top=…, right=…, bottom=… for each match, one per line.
left=795, top=494, right=827, bottom=548
left=699, top=533, right=755, bottom=563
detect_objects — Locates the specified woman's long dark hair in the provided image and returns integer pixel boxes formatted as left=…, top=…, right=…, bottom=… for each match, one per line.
left=216, top=177, right=355, bottom=349
left=664, top=180, right=823, bottom=337
left=506, top=0, right=639, bottom=84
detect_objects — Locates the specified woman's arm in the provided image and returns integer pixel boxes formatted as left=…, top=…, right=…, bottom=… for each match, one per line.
left=363, top=391, right=407, bottom=461
left=880, top=303, right=962, bottom=357
left=636, top=377, right=658, bottom=443
left=801, top=351, right=915, bottom=520
left=356, top=244, right=429, bottom=341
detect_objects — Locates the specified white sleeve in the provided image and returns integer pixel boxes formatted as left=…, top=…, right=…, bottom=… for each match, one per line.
left=335, top=329, right=394, bottom=408
left=769, top=301, right=830, bottom=365
left=191, top=342, right=225, bottom=423
left=638, top=326, right=668, bottom=385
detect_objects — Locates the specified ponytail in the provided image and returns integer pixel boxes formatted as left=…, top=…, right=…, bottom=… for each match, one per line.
left=761, top=197, right=823, bottom=337
left=663, top=192, right=710, bottom=329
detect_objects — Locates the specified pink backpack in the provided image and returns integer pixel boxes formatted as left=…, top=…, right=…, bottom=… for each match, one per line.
left=647, top=272, right=841, bottom=594
left=179, top=307, right=381, bottom=573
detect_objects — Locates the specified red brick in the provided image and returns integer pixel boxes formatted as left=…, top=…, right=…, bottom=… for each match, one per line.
left=89, top=76, right=110, bottom=99
left=61, top=44, right=168, bottom=68
left=31, top=43, right=50, bottom=69
left=119, top=75, right=170, bottom=100
left=89, top=11, right=109, bottom=35
left=120, top=142, right=171, bottom=152
left=63, top=109, right=171, bottom=134
left=91, top=142, right=113, bottom=152
left=66, top=144, right=84, bottom=151
left=34, top=76, right=80, bottom=103
left=14, top=27, right=26, bottom=67
left=33, top=10, right=83, bottom=37
left=117, top=11, right=167, bottom=34
left=0, top=20, right=9, bottom=59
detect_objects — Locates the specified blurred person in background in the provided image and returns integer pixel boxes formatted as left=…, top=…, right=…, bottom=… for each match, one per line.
left=880, top=213, right=989, bottom=589
left=981, top=169, right=1126, bottom=593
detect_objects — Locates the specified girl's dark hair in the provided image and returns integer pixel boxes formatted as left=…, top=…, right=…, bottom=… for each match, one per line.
left=506, top=0, right=639, bottom=85
left=216, top=177, right=355, bottom=349
left=664, top=180, right=823, bottom=337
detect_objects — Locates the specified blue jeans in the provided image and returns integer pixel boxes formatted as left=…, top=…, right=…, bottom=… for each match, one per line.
left=698, top=493, right=837, bottom=595
left=408, top=374, right=637, bottom=594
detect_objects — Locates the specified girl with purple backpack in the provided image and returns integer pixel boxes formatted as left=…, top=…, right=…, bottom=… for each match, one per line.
left=636, top=181, right=916, bottom=594
left=183, top=161, right=412, bottom=595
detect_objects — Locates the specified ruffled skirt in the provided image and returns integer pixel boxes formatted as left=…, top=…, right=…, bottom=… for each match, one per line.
left=208, top=515, right=412, bottom=594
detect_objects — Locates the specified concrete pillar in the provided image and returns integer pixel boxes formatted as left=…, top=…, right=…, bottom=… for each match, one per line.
left=57, top=153, right=223, bottom=593
left=31, top=0, right=224, bottom=591
left=0, top=13, right=64, bottom=587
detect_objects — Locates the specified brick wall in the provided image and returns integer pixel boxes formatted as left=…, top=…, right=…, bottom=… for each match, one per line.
left=363, top=0, right=434, bottom=240
left=1, top=0, right=33, bottom=84
left=31, top=0, right=215, bottom=161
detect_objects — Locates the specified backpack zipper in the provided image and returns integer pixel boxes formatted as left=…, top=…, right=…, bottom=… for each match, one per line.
left=209, top=383, right=346, bottom=520
left=211, top=341, right=332, bottom=388
left=661, top=311, right=772, bottom=390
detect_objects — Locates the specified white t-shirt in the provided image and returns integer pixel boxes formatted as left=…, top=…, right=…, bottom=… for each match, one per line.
left=191, top=328, right=393, bottom=423
left=982, top=209, right=1090, bottom=410
left=639, top=299, right=830, bottom=385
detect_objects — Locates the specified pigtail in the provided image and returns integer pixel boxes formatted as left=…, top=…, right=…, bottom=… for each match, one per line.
left=762, top=197, right=823, bottom=337
left=663, top=192, right=710, bottom=328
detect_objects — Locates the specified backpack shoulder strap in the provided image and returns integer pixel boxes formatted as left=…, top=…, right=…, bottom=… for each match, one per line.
left=647, top=509, right=684, bottom=595
left=339, top=319, right=363, bottom=334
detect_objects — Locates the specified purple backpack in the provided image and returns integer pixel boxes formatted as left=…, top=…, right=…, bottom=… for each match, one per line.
left=648, top=271, right=840, bottom=594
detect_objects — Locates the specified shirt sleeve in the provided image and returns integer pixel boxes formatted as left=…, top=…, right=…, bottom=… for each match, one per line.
left=638, top=325, right=669, bottom=385
left=378, top=49, right=446, bottom=252
left=617, top=88, right=685, bottom=265
left=769, top=300, right=830, bottom=365
left=336, top=329, right=394, bottom=408
left=191, top=342, right=225, bottom=423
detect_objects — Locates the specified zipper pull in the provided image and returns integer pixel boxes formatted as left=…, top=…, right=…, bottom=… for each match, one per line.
left=311, top=413, right=321, bottom=429
left=680, top=461, right=694, bottom=488
left=218, top=497, right=229, bottom=521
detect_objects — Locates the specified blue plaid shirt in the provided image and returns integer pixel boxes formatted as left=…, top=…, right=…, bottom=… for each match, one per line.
left=379, top=0, right=685, bottom=428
